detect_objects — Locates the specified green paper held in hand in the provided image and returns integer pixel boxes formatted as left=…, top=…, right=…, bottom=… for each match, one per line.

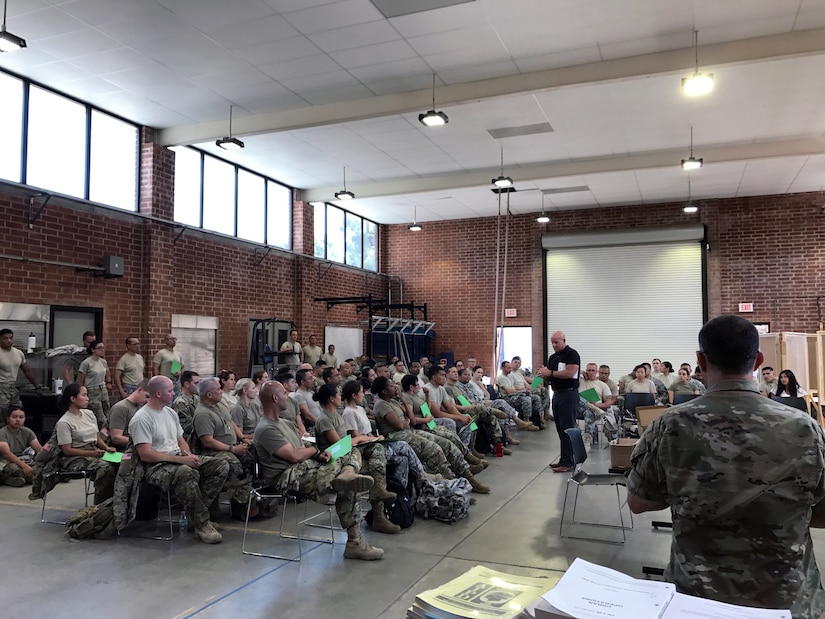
left=324, top=434, right=352, bottom=461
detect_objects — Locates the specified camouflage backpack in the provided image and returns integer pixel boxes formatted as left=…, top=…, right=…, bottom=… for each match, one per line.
left=66, top=498, right=116, bottom=540
left=414, top=477, right=471, bottom=523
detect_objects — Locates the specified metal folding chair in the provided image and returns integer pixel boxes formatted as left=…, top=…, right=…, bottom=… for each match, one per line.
left=41, top=470, right=95, bottom=525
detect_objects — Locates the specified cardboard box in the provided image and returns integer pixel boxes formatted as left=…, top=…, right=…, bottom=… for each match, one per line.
left=636, top=405, right=667, bottom=433
left=609, top=438, right=638, bottom=469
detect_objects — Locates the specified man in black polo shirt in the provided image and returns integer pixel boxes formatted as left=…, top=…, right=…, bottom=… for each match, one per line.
left=537, top=330, right=580, bottom=472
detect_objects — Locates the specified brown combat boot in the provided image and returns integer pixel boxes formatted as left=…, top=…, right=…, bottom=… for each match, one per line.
left=344, top=526, right=384, bottom=560
left=512, top=416, right=534, bottom=431
left=331, top=465, right=374, bottom=493
left=368, top=472, right=396, bottom=504
left=463, top=473, right=490, bottom=494
left=370, top=502, right=401, bottom=534
left=490, top=408, right=509, bottom=419
left=503, top=426, right=520, bottom=445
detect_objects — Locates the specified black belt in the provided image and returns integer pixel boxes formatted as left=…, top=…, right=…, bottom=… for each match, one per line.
left=553, top=388, right=578, bottom=392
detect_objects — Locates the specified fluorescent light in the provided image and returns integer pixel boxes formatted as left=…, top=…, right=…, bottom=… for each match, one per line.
left=536, top=214, right=550, bottom=223
left=0, top=25, right=25, bottom=51
left=215, top=136, right=244, bottom=150
left=683, top=205, right=698, bottom=214
left=408, top=223, right=422, bottom=231
left=418, top=110, right=448, bottom=126
left=492, top=175, right=513, bottom=189
left=681, top=157, right=703, bottom=171
left=682, top=72, right=713, bottom=96
left=334, top=190, right=355, bottom=200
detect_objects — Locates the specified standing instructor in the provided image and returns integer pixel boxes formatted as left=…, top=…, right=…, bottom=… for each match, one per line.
left=537, top=330, right=580, bottom=473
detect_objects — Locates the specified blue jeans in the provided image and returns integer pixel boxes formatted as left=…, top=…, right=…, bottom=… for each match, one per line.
left=552, top=390, right=578, bottom=467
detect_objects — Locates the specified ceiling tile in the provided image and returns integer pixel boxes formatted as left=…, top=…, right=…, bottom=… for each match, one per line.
left=308, top=19, right=401, bottom=53
left=259, top=54, right=343, bottom=81
left=233, top=35, right=323, bottom=65
left=329, top=40, right=418, bottom=69
left=282, top=0, right=384, bottom=35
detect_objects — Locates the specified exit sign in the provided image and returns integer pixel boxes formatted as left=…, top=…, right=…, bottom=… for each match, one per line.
left=738, top=303, right=754, bottom=313
left=504, top=308, right=518, bottom=318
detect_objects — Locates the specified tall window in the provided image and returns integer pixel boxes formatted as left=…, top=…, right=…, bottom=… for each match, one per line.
left=1, top=69, right=139, bottom=211
left=171, top=146, right=292, bottom=250
left=314, top=203, right=379, bottom=272
left=0, top=73, right=23, bottom=183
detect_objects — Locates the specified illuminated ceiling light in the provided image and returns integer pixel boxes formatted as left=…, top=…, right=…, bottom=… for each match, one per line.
left=0, top=0, right=27, bottom=52
left=683, top=204, right=698, bottom=214
left=536, top=194, right=550, bottom=223
left=418, top=73, right=448, bottom=127
left=408, top=205, right=423, bottom=231
left=681, top=126, right=703, bottom=170
left=215, top=104, right=244, bottom=150
left=334, top=166, right=355, bottom=200
left=492, top=175, right=514, bottom=189
left=681, top=31, right=713, bottom=96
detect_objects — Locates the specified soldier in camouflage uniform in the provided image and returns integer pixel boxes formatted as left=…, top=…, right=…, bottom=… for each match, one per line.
left=628, top=315, right=825, bottom=619
left=172, top=370, right=200, bottom=441
left=255, top=379, right=384, bottom=560
left=123, top=376, right=229, bottom=543
left=443, top=367, right=509, bottom=454
left=0, top=329, right=41, bottom=423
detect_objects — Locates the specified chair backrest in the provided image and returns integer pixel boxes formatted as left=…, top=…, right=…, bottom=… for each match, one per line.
left=624, top=392, right=655, bottom=413
left=486, top=384, right=499, bottom=400
left=564, top=428, right=588, bottom=467
left=673, top=393, right=699, bottom=405
left=770, top=395, right=808, bottom=412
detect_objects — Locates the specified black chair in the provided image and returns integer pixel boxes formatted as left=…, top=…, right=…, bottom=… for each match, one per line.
left=770, top=395, right=808, bottom=413
left=559, top=428, right=633, bottom=544
left=486, top=384, right=499, bottom=401
left=672, top=393, right=699, bottom=405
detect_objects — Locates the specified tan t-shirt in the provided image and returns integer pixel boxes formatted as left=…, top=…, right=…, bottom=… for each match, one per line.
left=56, top=409, right=99, bottom=448
left=0, top=347, right=24, bottom=383
left=115, top=353, right=144, bottom=386
left=153, top=348, right=183, bottom=378
left=78, top=356, right=108, bottom=388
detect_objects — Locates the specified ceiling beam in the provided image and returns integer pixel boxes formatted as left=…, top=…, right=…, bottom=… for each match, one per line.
left=158, top=28, right=825, bottom=146
left=302, top=136, right=825, bottom=202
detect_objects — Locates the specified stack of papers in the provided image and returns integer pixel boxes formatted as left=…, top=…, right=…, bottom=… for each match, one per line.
left=406, top=565, right=552, bottom=619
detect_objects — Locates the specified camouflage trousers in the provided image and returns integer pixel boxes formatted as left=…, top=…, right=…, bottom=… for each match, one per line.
left=86, top=385, right=110, bottom=428
left=143, top=456, right=231, bottom=527
left=490, top=398, right=520, bottom=419
left=388, top=429, right=453, bottom=479
left=503, top=392, right=542, bottom=426
left=61, top=455, right=118, bottom=504
left=201, top=449, right=255, bottom=507
left=0, top=382, right=21, bottom=421
left=271, top=450, right=363, bottom=529
left=0, top=451, right=34, bottom=484
left=384, top=440, right=423, bottom=488
left=357, top=441, right=387, bottom=481
left=414, top=428, right=470, bottom=477
left=468, top=404, right=503, bottom=441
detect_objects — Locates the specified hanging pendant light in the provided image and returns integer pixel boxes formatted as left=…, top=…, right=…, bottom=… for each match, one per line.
left=491, top=147, right=513, bottom=189
left=681, top=127, right=703, bottom=170
left=682, top=31, right=713, bottom=96
left=419, top=74, right=449, bottom=127
left=408, top=205, right=422, bottom=231
left=335, top=166, right=354, bottom=200
left=536, top=194, right=550, bottom=223
left=215, top=105, right=244, bottom=150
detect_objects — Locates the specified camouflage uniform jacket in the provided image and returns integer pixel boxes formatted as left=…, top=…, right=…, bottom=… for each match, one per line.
left=628, top=379, right=825, bottom=618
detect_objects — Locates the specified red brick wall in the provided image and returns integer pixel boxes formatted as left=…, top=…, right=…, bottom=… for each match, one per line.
left=382, top=191, right=825, bottom=369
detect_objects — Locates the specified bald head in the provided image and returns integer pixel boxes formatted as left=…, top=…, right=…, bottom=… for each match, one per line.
left=146, top=375, right=175, bottom=407
left=260, top=380, right=288, bottom=417
left=550, top=330, right=567, bottom=352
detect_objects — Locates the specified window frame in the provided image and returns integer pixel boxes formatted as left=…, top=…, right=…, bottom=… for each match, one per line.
left=313, top=202, right=379, bottom=272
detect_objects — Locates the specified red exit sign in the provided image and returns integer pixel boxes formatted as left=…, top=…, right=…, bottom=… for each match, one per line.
left=504, top=308, right=518, bottom=318
left=738, top=303, right=754, bottom=313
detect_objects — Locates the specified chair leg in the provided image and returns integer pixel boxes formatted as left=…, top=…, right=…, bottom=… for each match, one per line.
left=559, top=480, right=572, bottom=538
left=242, top=490, right=302, bottom=562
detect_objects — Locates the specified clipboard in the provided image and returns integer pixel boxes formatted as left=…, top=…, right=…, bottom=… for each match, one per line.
left=324, top=434, right=352, bottom=461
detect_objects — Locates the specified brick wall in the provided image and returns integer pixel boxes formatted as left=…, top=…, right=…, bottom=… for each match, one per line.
left=381, top=191, right=825, bottom=369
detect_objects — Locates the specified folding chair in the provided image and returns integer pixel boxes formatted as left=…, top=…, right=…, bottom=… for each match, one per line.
left=770, top=395, right=808, bottom=413
left=41, top=470, right=95, bottom=525
left=559, top=428, right=633, bottom=544
left=621, top=393, right=655, bottom=436
left=118, top=483, right=175, bottom=541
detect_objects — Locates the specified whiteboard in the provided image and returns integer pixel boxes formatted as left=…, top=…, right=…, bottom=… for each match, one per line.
left=324, top=326, right=363, bottom=365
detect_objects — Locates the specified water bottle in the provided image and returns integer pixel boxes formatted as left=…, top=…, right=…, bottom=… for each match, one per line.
left=495, top=442, right=503, bottom=458
left=178, top=511, right=188, bottom=538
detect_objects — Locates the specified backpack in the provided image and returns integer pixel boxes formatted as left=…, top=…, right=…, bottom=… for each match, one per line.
left=365, top=475, right=414, bottom=529
left=473, top=416, right=495, bottom=455
left=414, top=477, right=471, bottom=523
left=66, top=498, right=116, bottom=540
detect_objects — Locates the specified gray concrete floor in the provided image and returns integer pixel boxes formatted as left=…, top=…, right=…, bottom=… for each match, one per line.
left=3, top=428, right=825, bottom=619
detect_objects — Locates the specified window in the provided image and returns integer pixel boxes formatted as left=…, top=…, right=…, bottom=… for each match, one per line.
left=237, top=169, right=265, bottom=244
left=0, top=73, right=23, bottom=183
left=266, top=181, right=291, bottom=250
left=26, top=85, right=86, bottom=198
left=171, top=146, right=201, bottom=227
left=171, top=146, right=293, bottom=248
left=313, top=202, right=379, bottom=272
left=89, top=110, right=138, bottom=211
left=202, top=155, right=236, bottom=236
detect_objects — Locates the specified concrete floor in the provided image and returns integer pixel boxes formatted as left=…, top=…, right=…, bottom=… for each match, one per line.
left=3, top=428, right=825, bottom=619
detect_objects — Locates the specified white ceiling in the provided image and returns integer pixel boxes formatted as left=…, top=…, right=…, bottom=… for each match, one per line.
left=3, top=0, right=825, bottom=223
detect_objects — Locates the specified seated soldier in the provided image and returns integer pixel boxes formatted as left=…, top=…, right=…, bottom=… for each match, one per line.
left=292, top=368, right=322, bottom=427
left=759, top=366, right=778, bottom=397
left=193, top=377, right=256, bottom=520
left=0, top=408, right=41, bottom=486
left=495, top=361, right=534, bottom=425
left=510, top=356, right=545, bottom=428
left=172, top=371, right=200, bottom=441
left=597, top=365, right=619, bottom=398
left=120, top=376, right=230, bottom=544
left=442, top=365, right=510, bottom=455
left=339, top=361, right=357, bottom=384
left=312, top=360, right=327, bottom=390
left=254, top=380, right=384, bottom=560
left=229, top=378, right=261, bottom=438
left=106, top=379, right=150, bottom=450
left=456, top=367, right=536, bottom=442
left=275, top=372, right=309, bottom=436
left=578, top=363, right=618, bottom=442
left=679, top=363, right=707, bottom=395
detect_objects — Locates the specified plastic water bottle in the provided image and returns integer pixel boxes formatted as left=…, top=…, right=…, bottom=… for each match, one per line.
left=178, top=511, right=188, bottom=538
left=495, top=442, right=503, bottom=458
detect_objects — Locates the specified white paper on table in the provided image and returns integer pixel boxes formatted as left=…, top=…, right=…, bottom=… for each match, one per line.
left=542, top=558, right=675, bottom=619
left=664, top=592, right=791, bottom=619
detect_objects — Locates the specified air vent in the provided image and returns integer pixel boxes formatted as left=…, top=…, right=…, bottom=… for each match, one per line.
left=488, top=123, right=553, bottom=140
left=370, top=0, right=475, bottom=19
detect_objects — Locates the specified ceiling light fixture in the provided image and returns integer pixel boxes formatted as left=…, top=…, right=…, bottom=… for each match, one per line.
left=334, top=166, right=354, bottom=200
left=491, top=147, right=513, bottom=188
left=536, top=194, right=550, bottom=223
left=408, top=205, right=422, bottom=231
left=418, top=73, right=448, bottom=127
left=683, top=171, right=698, bottom=214
left=0, top=0, right=26, bottom=52
left=681, top=126, right=703, bottom=170
left=681, top=30, right=713, bottom=96
left=215, top=104, right=244, bottom=150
